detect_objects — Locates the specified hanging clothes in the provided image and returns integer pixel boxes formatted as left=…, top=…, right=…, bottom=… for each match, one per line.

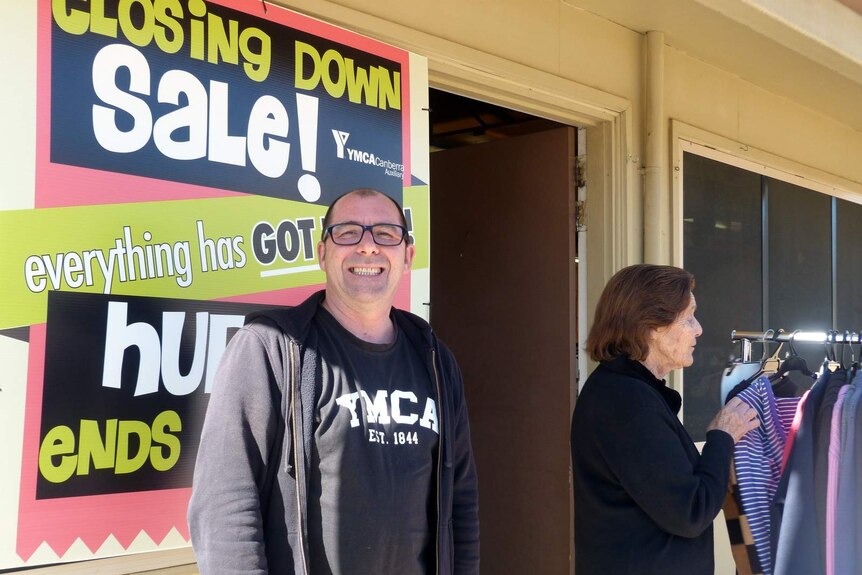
left=834, top=372, right=862, bottom=574
left=825, top=384, right=851, bottom=575
left=780, top=389, right=810, bottom=474
left=726, top=331, right=862, bottom=575
left=772, top=370, right=830, bottom=575
left=812, top=370, right=848, bottom=567
left=721, top=361, right=763, bottom=404
left=722, top=376, right=799, bottom=575
left=723, top=466, right=760, bottom=575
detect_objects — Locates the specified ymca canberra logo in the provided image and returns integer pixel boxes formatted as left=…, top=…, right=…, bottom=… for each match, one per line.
left=332, top=130, right=404, bottom=179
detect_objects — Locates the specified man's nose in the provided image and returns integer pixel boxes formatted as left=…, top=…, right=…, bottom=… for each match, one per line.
left=356, top=229, right=379, bottom=253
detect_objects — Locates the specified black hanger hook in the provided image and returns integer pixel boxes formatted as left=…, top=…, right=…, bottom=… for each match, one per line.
left=789, top=329, right=799, bottom=357
left=828, top=330, right=839, bottom=362
left=842, top=330, right=852, bottom=368
left=761, top=328, right=775, bottom=362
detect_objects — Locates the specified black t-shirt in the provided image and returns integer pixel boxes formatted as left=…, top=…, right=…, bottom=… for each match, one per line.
left=306, top=306, right=439, bottom=575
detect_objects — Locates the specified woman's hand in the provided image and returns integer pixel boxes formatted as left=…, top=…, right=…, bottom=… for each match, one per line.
left=706, top=397, right=760, bottom=443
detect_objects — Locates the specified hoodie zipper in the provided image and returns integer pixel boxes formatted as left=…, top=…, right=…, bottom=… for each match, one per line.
left=431, top=347, right=443, bottom=575
left=289, top=341, right=309, bottom=575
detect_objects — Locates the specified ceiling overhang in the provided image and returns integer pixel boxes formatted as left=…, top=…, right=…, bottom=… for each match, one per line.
left=569, top=0, right=862, bottom=131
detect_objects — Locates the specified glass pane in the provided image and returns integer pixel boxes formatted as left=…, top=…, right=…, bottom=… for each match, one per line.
left=836, top=198, right=862, bottom=331
left=767, top=178, right=832, bottom=378
left=683, top=152, right=762, bottom=440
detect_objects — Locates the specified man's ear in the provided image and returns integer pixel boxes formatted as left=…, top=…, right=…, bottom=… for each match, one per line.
left=404, top=243, right=415, bottom=271
left=317, top=241, right=326, bottom=270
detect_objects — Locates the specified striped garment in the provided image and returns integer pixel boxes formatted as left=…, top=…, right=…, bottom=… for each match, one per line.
left=730, top=376, right=801, bottom=575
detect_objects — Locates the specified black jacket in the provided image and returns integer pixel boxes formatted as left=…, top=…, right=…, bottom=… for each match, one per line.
left=188, top=291, right=479, bottom=574
left=570, top=357, right=734, bottom=575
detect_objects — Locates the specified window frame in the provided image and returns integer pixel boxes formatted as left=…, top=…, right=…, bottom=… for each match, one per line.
left=671, top=120, right=862, bottom=422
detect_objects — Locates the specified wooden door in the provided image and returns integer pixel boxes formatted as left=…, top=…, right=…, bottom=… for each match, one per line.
left=430, top=127, right=577, bottom=574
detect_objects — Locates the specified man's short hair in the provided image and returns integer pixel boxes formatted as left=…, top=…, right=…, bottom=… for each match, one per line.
left=585, top=264, right=695, bottom=362
left=321, top=188, right=410, bottom=241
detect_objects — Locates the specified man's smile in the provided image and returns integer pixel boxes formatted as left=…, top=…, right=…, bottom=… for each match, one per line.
left=349, top=266, right=384, bottom=276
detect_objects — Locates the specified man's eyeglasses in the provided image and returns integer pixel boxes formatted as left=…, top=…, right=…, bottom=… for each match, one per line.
left=324, top=223, right=410, bottom=246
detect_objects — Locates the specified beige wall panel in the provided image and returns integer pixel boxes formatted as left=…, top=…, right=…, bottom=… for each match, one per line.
left=845, top=136, right=862, bottom=187
left=666, top=45, right=862, bottom=192
left=1, top=3, right=36, bottom=211
left=329, top=0, right=562, bottom=74
left=737, top=82, right=850, bottom=181
left=325, top=1, right=645, bottom=112
left=721, top=0, right=862, bottom=79
left=557, top=4, right=644, bottom=172
left=558, top=4, right=642, bottom=102
left=665, top=47, right=740, bottom=142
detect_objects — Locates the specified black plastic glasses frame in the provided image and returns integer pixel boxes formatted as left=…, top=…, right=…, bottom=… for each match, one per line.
left=324, top=223, right=410, bottom=246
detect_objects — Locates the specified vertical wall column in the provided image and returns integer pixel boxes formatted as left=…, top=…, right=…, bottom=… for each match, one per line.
left=644, top=30, right=669, bottom=264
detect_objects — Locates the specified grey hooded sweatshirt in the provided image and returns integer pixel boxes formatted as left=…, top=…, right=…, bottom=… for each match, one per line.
left=188, top=291, right=479, bottom=574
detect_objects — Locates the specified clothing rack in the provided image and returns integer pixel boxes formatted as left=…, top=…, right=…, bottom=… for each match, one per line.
left=731, top=329, right=862, bottom=362
left=726, top=328, right=862, bottom=575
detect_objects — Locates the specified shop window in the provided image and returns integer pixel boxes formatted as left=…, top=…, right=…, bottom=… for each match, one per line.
left=682, top=152, right=861, bottom=440
left=836, top=198, right=862, bottom=327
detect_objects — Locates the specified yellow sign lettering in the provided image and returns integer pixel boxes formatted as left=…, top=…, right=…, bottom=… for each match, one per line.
left=37, top=410, right=183, bottom=483
left=295, top=41, right=401, bottom=110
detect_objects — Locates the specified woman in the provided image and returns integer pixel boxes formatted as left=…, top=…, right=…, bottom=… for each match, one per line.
left=570, top=264, right=759, bottom=575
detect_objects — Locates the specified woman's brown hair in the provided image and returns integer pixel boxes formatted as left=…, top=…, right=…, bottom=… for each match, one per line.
left=585, top=264, right=695, bottom=362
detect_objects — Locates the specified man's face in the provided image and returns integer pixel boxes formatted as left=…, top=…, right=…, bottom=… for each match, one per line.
left=317, top=192, right=415, bottom=311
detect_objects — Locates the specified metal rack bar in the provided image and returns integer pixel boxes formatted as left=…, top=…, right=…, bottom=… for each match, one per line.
left=731, top=330, right=861, bottom=344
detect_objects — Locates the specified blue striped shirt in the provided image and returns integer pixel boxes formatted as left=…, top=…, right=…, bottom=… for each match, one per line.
left=732, top=376, right=801, bottom=575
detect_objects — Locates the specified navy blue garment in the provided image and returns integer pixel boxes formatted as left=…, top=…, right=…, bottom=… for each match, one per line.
left=772, top=371, right=830, bottom=575
left=812, top=370, right=847, bottom=573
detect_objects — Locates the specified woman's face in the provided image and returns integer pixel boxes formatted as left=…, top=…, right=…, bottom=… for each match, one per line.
left=646, top=294, right=703, bottom=378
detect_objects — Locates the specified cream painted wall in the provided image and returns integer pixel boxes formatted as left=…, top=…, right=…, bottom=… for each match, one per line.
left=319, top=0, right=565, bottom=76
left=706, top=0, right=862, bottom=84
left=1, top=2, right=37, bottom=211
left=665, top=44, right=862, bottom=190
left=311, top=0, right=645, bottom=156
left=315, top=0, right=862, bottom=207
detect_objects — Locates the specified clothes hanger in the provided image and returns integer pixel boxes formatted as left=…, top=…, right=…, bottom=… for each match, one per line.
left=822, top=330, right=843, bottom=374
left=846, top=331, right=859, bottom=381
left=769, top=329, right=816, bottom=382
left=839, top=330, right=852, bottom=372
left=760, top=328, right=784, bottom=375
left=722, top=329, right=782, bottom=403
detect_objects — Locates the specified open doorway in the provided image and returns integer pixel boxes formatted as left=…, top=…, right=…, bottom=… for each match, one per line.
left=427, top=89, right=581, bottom=573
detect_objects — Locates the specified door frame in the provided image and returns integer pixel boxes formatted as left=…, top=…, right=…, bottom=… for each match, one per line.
left=279, top=6, right=636, bottom=574
left=284, top=0, right=640, bottom=300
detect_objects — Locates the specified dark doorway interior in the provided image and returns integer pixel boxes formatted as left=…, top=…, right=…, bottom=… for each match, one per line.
left=429, top=90, right=563, bottom=151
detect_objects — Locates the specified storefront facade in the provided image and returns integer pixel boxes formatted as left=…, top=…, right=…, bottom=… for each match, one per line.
left=5, top=0, right=862, bottom=573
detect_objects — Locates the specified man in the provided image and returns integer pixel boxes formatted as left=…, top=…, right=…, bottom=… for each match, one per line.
left=188, top=189, right=479, bottom=575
